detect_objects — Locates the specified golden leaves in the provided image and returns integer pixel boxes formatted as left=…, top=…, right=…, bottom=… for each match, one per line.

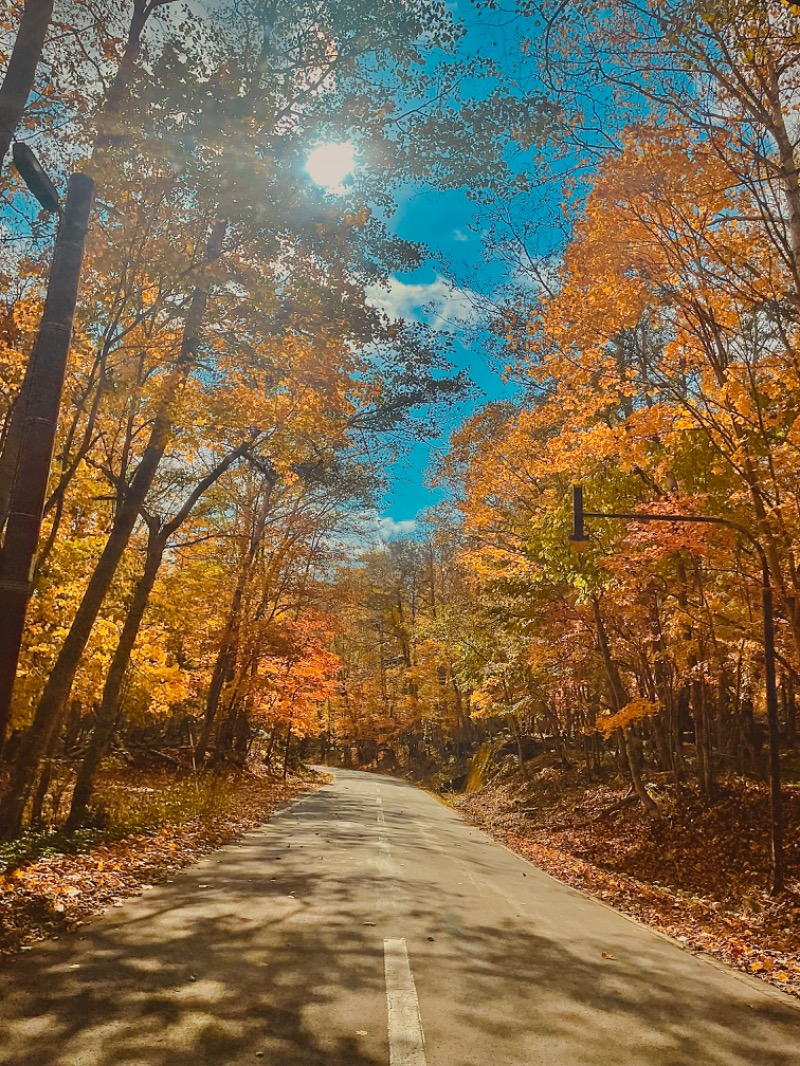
left=596, top=698, right=661, bottom=738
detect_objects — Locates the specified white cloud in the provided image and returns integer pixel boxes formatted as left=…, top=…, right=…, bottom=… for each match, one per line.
left=453, top=228, right=470, bottom=242
left=322, top=512, right=419, bottom=558
left=325, top=513, right=418, bottom=557
left=375, top=516, right=417, bottom=540
left=367, top=274, right=478, bottom=330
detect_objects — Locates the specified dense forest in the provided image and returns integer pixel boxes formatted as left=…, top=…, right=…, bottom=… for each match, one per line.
left=2, top=0, right=800, bottom=960
left=322, top=2, right=800, bottom=898
left=0, top=0, right=504, bottom=836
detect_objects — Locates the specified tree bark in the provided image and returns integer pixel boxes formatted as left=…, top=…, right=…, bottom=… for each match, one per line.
left=592, top=595, right=627, bottom=712
left=592, top=596, right=657, bottom=814
left=690, top=659, right=715, bottom=802
left=64, top=443, right=248, bottom=829
left=0, top=175, right=94, bottom=750
left=195, top=473, right=275, bottom=763
left=765, top=58, right=800, bottom=294
left=0, top=0, right=170, bottom=531
left=509, top=711, right=530, bottom=780
left=0, top=0, right=54, bottom=168
left=618, top=726, right=658, bottom=816
left=282, top=718, right=293, bottom=780
left=64, top=526, right=164, bottom=830
left=786, top=674, right=797, bottom=749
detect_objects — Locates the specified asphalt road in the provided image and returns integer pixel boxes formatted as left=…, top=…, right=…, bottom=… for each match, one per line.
left=0, top=767, right=798, bottom=1065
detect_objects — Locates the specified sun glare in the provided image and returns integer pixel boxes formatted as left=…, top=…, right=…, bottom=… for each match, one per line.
left=306, top=142, right=355, bottom=191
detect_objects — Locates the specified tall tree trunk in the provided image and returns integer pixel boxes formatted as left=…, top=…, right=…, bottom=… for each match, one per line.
left=29, top=755, right=53, bottom=828
left=27, top=718, right=60, bottom=828
left=766, top=59, right=800, bottom=294
left=592, top=595, right=627, bottom=712
left=450, top=674, right=468, bottom=756
left=195, top=475, right=275, bottom=763
left=786, top=674, right=797, bottom=750
left=263, top=725, right=278, bottom=768
left=0, top=0, right=54, bottom=168
left=282, top=718, right=293, bottom=780
left=618, top=726, right=657, bottom=816
left=0, top=0, right=168, bottom=529
left=64, top=444, right=247, bottom=830
left=92, top=0, right=168, bottom=153
left=592, top=596, right=658, bottom=814
left=509, top=711, right=530, bottom=781
left=690, top=657, right=715, bottom=802
left=64, top=526, right=165, bottom=830
left=0, top=220, right=226, bottom=839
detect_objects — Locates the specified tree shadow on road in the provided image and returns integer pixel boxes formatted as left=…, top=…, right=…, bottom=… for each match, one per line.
left=0, top=780, right=797, bottom=1066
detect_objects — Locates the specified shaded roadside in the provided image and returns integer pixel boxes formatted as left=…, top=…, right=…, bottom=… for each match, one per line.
left=453, top=771, right=800, bottom=1001
left=0, top=766, right=325, bottom=957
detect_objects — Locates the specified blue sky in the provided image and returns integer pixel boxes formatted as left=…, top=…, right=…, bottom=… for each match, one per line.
left=361, top=22, right=534, bottom=530
left=359, top=1, right=623, bottom=535
left=354, top=1, right=571, bottom=534
left=307, top=0, right=616, bottom=538
left=308, top=147, right=505, bottom=539
left=373, top=185, right=504, bottom=527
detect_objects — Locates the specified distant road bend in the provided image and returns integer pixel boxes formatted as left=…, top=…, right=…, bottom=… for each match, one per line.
left=0, top=768, right=798, bottom=1065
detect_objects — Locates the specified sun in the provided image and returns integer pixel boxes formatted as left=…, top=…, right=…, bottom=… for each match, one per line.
left=305, top=142, right=355, bottom=191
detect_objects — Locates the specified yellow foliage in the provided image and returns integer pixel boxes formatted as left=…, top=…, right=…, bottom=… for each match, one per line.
left=596, top=699, right=661, bottom=738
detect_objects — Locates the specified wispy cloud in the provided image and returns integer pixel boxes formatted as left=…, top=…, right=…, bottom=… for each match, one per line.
left=453, top=228, right=470, bottom=242
left=367, top=274, right=478, bottom=330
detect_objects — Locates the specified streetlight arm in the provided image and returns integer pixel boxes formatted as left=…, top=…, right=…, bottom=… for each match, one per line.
left=580, top=508, right=768, bottom=576
left=12, top=141, right=60, bottom=214
left=584, top=507, right=749, bottom=539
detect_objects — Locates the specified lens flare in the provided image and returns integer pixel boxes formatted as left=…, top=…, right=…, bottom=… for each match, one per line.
left=306, top=142, right=355, bottom=190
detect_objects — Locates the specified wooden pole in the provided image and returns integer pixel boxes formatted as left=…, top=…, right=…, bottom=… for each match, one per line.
left=0, top=172, right=94, bottom=750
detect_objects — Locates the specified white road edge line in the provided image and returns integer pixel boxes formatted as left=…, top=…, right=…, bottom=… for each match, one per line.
left=384, top=938, right=426, bottom=1066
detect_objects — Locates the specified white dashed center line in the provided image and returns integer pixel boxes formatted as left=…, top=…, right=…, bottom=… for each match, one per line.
left=384, top=938, right=426, bottom=1066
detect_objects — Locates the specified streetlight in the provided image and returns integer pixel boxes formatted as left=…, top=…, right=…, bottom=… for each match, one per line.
left=570, top=485, right=785, bottom=894
left=12, top=141, right=61, bottom=214
left=0, top=149, right=94, bottom=751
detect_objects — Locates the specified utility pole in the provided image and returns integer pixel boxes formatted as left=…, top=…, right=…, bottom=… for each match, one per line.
left=0, top=172, right=94, bottom=750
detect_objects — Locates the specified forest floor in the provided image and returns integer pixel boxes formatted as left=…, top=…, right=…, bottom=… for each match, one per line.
left=0, top=763, right=326, bottom=959
left=452, top=761, right=800, bottom=1000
